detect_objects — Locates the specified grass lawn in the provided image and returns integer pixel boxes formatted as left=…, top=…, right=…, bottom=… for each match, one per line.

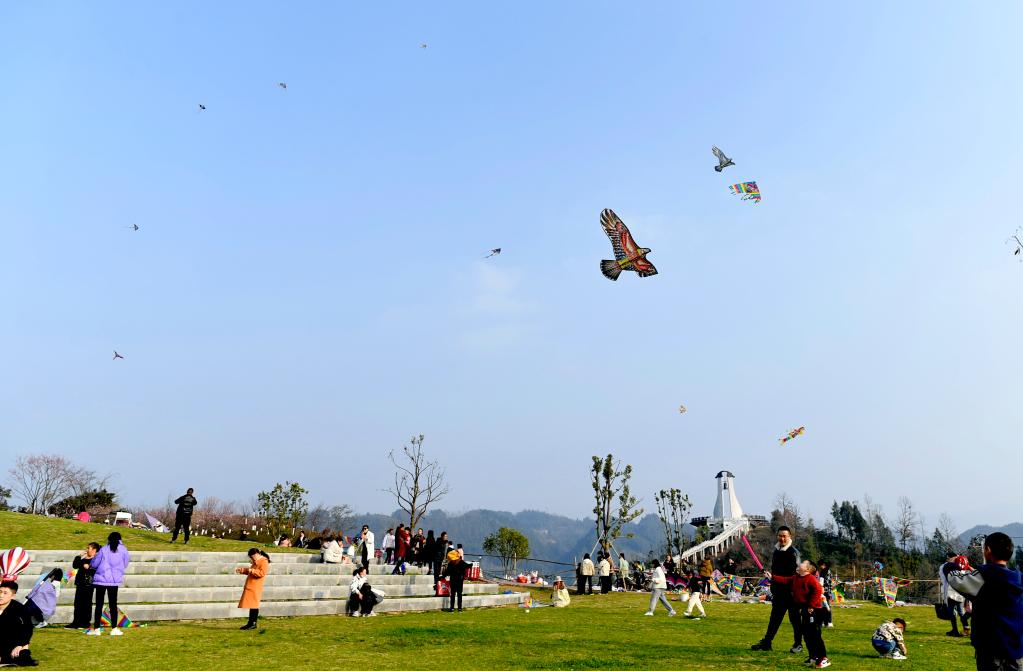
left=0, top=511, right=313, bottom=553
left=28, top=590, right=974, bottom=671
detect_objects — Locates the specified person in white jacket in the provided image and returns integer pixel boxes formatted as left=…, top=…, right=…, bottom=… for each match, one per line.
left=358, top=526, right=375, bottom=570
left=381, top=529, right=395, bottom=565
left=347, top=567, right=377, bottom=617
left=645, top=559, right=677, bottom=616
left=322, top=535, right=345, bottom=564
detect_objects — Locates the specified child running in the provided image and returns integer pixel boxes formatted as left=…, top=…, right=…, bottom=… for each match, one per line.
left=871, top=618, right=908, bottom=660
left=684, top=569, right=706, bottom=619
left=793, top=559, right=829, bottom=668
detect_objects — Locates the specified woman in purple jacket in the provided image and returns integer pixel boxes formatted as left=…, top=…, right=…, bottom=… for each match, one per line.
left=87, top=532, right=130, bottom=636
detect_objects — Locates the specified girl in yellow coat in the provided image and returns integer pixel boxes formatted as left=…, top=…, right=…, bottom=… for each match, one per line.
left=236, top=549, right=271, bottom=630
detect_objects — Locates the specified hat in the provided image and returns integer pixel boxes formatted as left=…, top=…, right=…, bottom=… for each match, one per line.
left=447, top=550, right=460, bottom=561
left=555, top=576, right=563, bottom=582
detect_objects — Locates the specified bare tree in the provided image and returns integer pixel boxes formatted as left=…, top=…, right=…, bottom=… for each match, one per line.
left=388, top=435, right=448, bottom=530
left=895, top=496, right=919, bottom=551
left=8, top=455, right=78, bottom=514
left=937, top=513, right=961, bottom=552
left=591, top=454, right=643, bottom=555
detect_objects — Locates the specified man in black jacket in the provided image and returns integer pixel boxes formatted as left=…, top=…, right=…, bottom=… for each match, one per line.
left=172, top=487, right=198, bottom=543
left=752, top=526, right=804, bottom=653
left=0, top=581, right=38, bottom=666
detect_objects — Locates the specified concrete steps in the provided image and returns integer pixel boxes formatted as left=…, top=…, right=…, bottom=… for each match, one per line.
left=17, top=549, right=526, bottom=623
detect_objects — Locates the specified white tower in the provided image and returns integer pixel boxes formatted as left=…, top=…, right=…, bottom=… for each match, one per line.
left=710, top=470, right=744, bottom=532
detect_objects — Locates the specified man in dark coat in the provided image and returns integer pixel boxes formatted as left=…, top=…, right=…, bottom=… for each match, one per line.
left=752, top=526, right=803, bottom=653
left=172, top=487, right=198, bottom=543
left=0, top=581, right=38, bottom=666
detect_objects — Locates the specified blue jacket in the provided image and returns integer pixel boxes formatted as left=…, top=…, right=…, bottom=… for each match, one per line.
left=950, top=564, right=1023, bottom=659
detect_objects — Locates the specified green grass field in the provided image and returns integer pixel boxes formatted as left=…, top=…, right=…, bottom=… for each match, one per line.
left=26, top=591, right=972, bottom=671
left=0, top=511, right=312, bottom=553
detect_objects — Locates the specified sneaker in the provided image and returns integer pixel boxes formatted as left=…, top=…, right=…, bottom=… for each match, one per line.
left=350, top=612, right=361, bottom=617
left=366, top=612, right=377, bottom=617
left=239, top=623, right=256, bottom=630
left=644, top=612, right=653, bottom=616
left=86, top=628, right=102, bottom=636
left=826, top=623, right=834, bottom=628
left=891, top=652, right=906, bottom=660
left=790, top=644, right=804, bottom=654
left=751, top=641, right=772, bottom=651
left=668, top=611, right=677, bottom=617
left=690, top=617, right=701, bottom=621
left=816, top=658, right=830, bottom=668
left=963, top=627, right=971, bottom=636
left=946, top=631, right=963, bottom=638
left=109, top=628, right=123, bottom=636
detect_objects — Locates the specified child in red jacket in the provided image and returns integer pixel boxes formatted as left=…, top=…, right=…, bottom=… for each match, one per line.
left=793, top=560, right=829, bottom=668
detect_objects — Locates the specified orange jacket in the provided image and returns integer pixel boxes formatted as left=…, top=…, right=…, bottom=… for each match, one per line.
left=238, top=555, right=269, bottom=609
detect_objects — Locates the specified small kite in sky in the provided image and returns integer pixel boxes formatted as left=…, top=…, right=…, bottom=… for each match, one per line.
left=599, top=208, right=657, bottom=281
left=1008, top=228, right=1022, bottom=260
left=712, top=146, right=734, bottom=172
left=278, top=82, right=287, bottom=90
left=730, top=181, right=761, bottom=203
left=484, top=248, right=501, bottom=258
left=779, top=426, right=805, bottom=445
left=125, top=224, right=139, bottom=231
left=113, top=351, right=124, bottom=361
left=420, top=43, right=428, bottom=49
left=678, top=404, right=687, bottom=415
left=198, top=104, right=206, bottom=112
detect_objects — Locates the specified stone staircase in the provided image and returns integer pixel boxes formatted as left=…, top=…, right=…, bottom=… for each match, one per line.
left=17, top=550, right=527, bottom=623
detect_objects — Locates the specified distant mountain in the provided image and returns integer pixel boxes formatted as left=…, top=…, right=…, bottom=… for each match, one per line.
left=960, top=523, right=1023, bottom=546
left=350, top=508, right=689, bottom=576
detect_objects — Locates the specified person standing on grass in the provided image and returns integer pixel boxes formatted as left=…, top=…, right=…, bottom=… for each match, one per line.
left=171, top=487, right=197, bottom=544
left=751, top=526, right=803, bottom=653
left=684, top=568, right=706, bottom=619
left=236, top=549, right=271, bottom=630
left=793, top=560, right=829, bottom=668
left=87, top=532, right=130, bottom=636
left=947, top=532, right=1023, bottom=671
left=580, top=554, right=595, bottom=595
left=66, top=542, right=99, bottom=629
left=442, top=551, right=470, bottom=612
left=941, top=550, right=972, bottom=638
left=699, top=557, right=714, bottom=596
left=818, top=560, right=835, bottom=628
left=0, top=581, right=37, bottom=667
left=644, top=559, right=677, bottom=616
left=619, top=553, right=631, bottom=590
left=598, top=553, right=612, bottom=594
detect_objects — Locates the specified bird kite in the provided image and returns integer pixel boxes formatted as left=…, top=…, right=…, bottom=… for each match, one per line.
left=278, top=82, right=287, bottom=90
left=113, top=351, right=124, bottom=361
left=678, top=404, right=687, bottom=415
left=712, top=146, right=734, bottom=172
left=599, top=209, right=657, bottom=281
left=484, top=248, right=501, bottom=258
left=198, top=104, right=206, bottom=112
left=125, top=224, right=139, bottom=231
left=1008, top=228, right=1022, bottom=260
left=779, top=426, right=805, bottom=445
left=730, top=181, right=761, bottom=203
left=0, top=547, right=30, bottom=582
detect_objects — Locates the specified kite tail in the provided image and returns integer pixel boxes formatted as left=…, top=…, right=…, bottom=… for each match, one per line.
left=600, top=260, right=622, bottom=281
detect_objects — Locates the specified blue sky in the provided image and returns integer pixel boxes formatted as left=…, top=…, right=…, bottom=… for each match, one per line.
left=3, top=2, right=1021, bottom=533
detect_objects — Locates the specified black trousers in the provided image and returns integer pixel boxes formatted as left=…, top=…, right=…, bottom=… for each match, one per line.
left=763, top=587, right=801, bottom=647
left=172, top=514, right=191, bottom=542
left=600, top=576, right=612, bottom=594
left=800, top=608, right=826, bottom=660
left=0, top=648, right=37, bottom=667
left=71, top=584, right=94, bottom=627
left=579, top=575, right=593, bottom=594
left=348, top=583, right=375, bottom=615
left=449, top=585, right=464, bottom=610
left=362, top=545, right=370, bottom=571
left=94, top=585, right=118, bottom=629
left=432, top=560, right=443, bottom=585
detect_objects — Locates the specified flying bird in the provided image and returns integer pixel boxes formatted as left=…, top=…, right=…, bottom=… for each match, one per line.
left=198, top=104, right=206, bottom=112
left=278, top=82, right=287, bottom=90
left=599, top=208, right=657, bottom=281
left=113, top=351, right=124, bottom=360
left=712, top=146, right=734, bottom=172
left=1008, top=228, right=1023, bottom=260
left=484, top=248, right=501, bottom=258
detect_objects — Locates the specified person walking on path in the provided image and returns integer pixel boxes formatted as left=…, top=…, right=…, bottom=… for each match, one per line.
left=66, top=542, right=99, bottom=629
left=0, top=580, right=37, bottom=667
left=236, top=549, right=271, bottom=630
left=644, top=559, right=677, bottom=616
left=751, top=526, right=803, bottom=653
left=579, top=554, right=595, bottom=595
left=442, top=551, right=470, bottom=612
left=684, top=569, right=707, bottom=619
left=598, top=553, right=612, bottom=594
left=171, top=488, right=197, bottom=544
left=793, top=560, right=829, bottom=668
left=87, top=532, right=130, bottom=636
left=948, top=532, right=1023, bottom=671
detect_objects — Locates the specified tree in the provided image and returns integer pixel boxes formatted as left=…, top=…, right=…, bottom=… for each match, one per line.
left=772, top=492, right=805, bottom=534
left=388, top=435, right=449, bottom=530
left=48, top=489, right=117, bottom=517
left=591, top=454, right=643, bottom=555
left=0, top=485, right=10, bottom=511
left=654, top=488, right=692, bottom=557
left=304, top=504, right=355, bottom=535
left=256, top=482, right=309, bottom=538
left=482, top=527, right=530, bottom=574
left=895, top=496, right=919, bottom=551
left=830, top=500, right=867, bottom=542
left=7, top=454, right=109, bottom=514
